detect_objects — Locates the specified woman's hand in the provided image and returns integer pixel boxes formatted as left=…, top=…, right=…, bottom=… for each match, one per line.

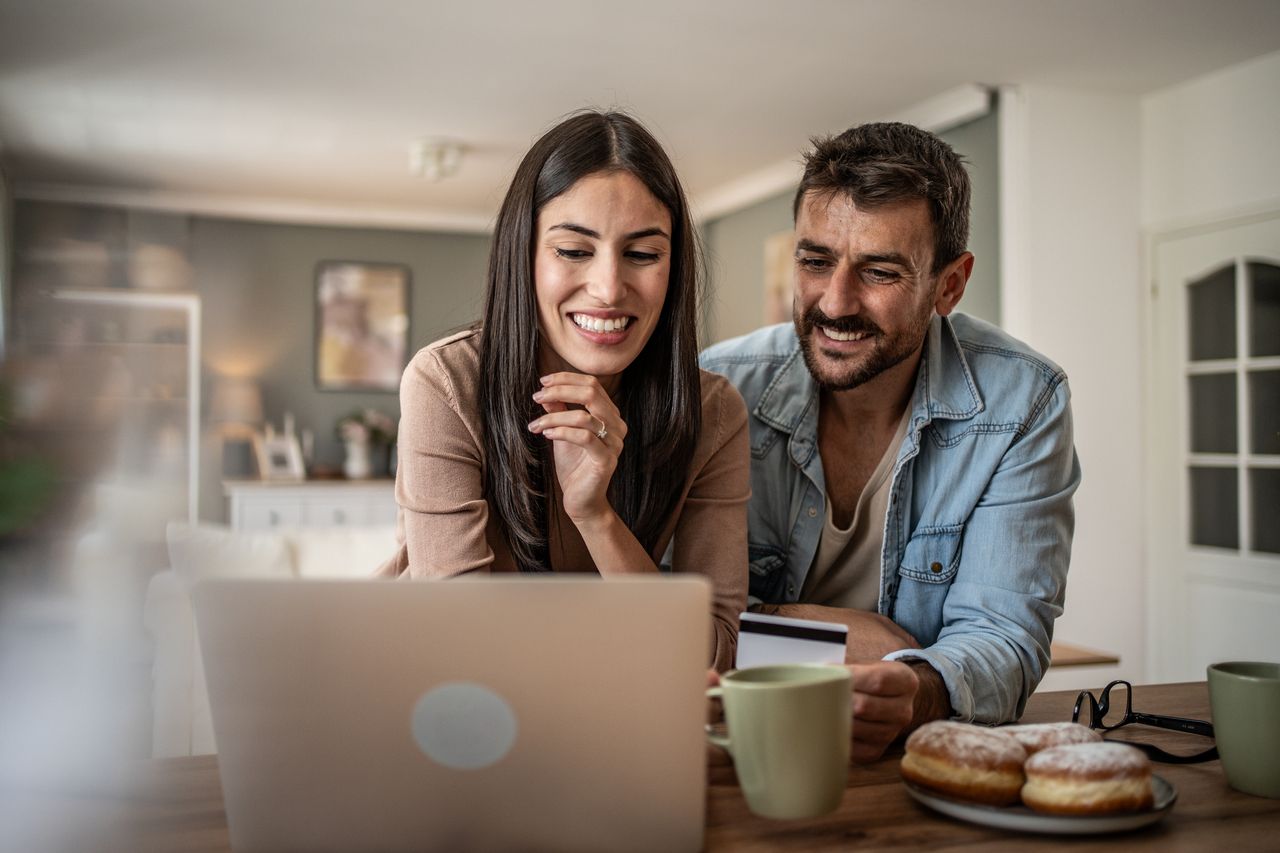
left=527, top=372, right=628, bottom=525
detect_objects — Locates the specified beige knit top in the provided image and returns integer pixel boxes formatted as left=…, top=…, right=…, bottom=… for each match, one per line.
left=376, top=328, right=749, bottom=671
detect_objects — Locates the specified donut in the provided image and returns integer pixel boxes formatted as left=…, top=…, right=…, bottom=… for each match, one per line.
left=900, top=721, right=1028, bottom=806
left=1002, top=722, right=1102, bottom=755
left=1021, top=742, right=1154, bottom=815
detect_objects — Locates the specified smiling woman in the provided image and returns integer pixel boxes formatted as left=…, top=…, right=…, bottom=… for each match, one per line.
left=375, top=110, right=750, bottom=671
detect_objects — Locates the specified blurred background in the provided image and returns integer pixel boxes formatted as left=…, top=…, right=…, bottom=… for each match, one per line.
left=0, top=1, right=1277, bottom=846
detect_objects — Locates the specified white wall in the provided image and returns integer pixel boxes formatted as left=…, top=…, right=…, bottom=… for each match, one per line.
left=1142, top=50, right=1280, bottom=229
left=999, top=86, right=1146, bottom=693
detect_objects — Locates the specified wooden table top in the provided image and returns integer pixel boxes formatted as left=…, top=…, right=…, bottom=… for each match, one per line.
left=8, top=681, right=1278, bottom=851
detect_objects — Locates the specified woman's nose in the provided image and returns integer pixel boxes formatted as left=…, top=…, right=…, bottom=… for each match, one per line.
left=585, top=254, right=626, bottom=305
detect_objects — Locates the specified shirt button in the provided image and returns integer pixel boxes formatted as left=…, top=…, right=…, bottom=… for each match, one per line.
left=787, top=583, right=796, bottom=595
left=807, top=507, right=817, bottom=518
left=930, top=562, right=943, bottom=574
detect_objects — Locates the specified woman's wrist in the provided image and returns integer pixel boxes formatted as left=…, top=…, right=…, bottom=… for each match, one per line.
left=569, top=504, right=620, bottom=538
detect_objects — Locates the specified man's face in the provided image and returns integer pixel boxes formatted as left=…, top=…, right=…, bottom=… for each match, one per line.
left=792, top=192, right=948, bottom=392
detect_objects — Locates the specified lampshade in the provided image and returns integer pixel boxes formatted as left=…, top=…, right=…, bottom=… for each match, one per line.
left=211, top=376, right=263, bottom=436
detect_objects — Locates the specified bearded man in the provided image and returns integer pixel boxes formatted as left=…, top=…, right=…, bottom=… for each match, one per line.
left=702, top=122, right=1080, bottom=761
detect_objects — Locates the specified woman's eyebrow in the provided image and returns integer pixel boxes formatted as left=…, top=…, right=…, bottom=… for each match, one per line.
left=548, top=223, right=669, bottom=240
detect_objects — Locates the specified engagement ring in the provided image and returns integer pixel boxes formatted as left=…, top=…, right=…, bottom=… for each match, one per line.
left=594, top=418, right=608, bottom=441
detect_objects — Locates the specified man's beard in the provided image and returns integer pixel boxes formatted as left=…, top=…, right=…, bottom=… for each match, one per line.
left=794, top=304, right=929, bottom=392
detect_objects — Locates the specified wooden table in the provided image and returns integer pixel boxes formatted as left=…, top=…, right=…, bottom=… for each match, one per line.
left=1048, top=639, right=1121, bottom=667
left=10, top=682, right=1278, bottom=851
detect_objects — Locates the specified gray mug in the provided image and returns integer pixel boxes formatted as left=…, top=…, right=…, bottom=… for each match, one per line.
left=1207, top=661, right=1280, bottom=798
left=706, top=664, right=851, bottom=819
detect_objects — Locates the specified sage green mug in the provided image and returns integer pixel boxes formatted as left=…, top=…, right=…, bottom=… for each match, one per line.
left=1207, top=661, right=1280, bottom=798
left=706, top=664, right=851, bottom=819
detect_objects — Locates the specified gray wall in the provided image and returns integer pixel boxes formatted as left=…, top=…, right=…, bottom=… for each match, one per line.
left=702, top=108, right=1002, bottom=344
left=701, top=190, right=795, bottom=345
left=11, top=200, right=491, bottom=523
left=0, top=164, right=10, bottom=355
left=944, top=109, right=1001, bottom=325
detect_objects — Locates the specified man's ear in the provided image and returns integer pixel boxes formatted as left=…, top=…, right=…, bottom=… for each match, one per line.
left=933, top=252, right=973, bottom=317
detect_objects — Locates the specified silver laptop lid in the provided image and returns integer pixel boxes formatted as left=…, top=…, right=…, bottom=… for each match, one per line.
left=192, top=576, right=710, bottom=853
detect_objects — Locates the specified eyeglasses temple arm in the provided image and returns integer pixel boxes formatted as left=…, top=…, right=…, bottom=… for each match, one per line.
left=1130, top=711, right=1215, bottom=738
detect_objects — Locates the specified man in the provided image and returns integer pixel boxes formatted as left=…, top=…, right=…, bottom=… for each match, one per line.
left=701, top=122, right=1080, bottom=762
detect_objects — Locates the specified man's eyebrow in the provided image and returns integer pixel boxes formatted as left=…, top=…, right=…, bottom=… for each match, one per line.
left=549, top=223, right=670, bottom=241
left=858, top=252, right=911, bottom=267
left=795, top=238, right=834, bottom=255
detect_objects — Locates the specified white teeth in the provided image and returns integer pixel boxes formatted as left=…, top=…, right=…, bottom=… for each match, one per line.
left=572, top=314, right=631, bottom=333
left=821, top=327, right=870, bottom=342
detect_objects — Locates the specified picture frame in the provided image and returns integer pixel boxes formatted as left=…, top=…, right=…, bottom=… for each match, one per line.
left=253, top=432, right=307, bottom=481
left=315, top=260, right=410, bottom=392
left=763, top=229, right=795, bottom=325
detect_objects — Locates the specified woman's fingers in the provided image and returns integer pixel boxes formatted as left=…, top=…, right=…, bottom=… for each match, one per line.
left=529, top=409, right=622, bottom=450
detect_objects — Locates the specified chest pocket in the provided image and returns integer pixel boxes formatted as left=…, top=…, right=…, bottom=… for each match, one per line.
left=898, top=524, right=963, bottom=584
left=747, top=543, right=788, bottom=602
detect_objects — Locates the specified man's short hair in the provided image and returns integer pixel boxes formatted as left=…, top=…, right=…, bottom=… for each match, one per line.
left=793, top=122, right=971, bottom=273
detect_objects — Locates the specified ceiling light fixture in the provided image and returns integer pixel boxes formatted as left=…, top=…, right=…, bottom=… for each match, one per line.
left=410, top=138, right=466, bottom=181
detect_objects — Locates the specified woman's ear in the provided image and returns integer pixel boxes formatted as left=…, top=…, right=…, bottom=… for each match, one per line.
left=933, top=252, right=974, bottom=317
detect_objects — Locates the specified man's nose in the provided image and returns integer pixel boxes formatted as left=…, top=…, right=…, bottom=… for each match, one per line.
left=585, top=253, right=626, bottom=305
left=817, top=266, right=861, bottom=318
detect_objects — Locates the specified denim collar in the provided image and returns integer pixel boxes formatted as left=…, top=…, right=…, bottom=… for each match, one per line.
left=754, top=315, right=984, bottom=442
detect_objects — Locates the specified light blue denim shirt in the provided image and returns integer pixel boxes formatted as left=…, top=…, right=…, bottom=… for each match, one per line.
left=700, top=313, right=1081, bottom=723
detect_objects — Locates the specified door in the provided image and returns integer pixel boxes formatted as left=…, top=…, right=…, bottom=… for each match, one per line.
left=1149, top=213, right=1280, bottom=682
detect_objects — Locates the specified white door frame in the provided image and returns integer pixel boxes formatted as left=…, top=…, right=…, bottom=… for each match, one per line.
left=1145, top=206, right=1280, bottom=682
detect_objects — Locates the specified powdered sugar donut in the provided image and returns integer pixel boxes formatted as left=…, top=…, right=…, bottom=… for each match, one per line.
left=1021, top=742, right=1154, bottom=815
left=1002, top=722, right=1102, bottom=755
left=900, top=721, right=1027, bottom=806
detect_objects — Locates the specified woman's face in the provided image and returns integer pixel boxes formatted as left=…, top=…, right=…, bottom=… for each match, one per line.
left=533, top=170, right=673, bottom=389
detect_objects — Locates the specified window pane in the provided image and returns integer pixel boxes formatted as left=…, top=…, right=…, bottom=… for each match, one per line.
left=1190, top=467, right=1238, bottom=550
left=1250, top=370, right=1280, bottom=455
left=1189, top=373, right=1237, bottom=453
left=1249, top=261, right=1280, bottom=358
left=1251, top=469, right=1280, bottom=554
left=1189, top=265, right=1236, bottom=361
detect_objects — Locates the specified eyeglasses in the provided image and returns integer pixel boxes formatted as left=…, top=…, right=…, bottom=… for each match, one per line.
left=1071, top=680, right=1218, bottom=764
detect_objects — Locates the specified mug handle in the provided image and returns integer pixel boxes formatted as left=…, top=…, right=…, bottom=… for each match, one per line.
left=705, top=687, right=730, bottom=751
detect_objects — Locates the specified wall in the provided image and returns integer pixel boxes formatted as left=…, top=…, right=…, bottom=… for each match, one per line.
left=701, top=190, right=794, bottom=344
left=0, top=162, right=10, bottom=354
left=1142, top=50, right=1280, bottom=228
left=191, top=217, right=489, bottom=520
left=700, top=109, right=1002, bottom=345
left=10, top=200, right=491, bottom=523
left=999, top=86, right=1146, bottom=693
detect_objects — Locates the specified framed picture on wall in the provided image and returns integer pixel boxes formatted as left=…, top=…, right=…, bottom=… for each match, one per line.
left=763, top=230, right=795, bottom=325
left=315, top=261, right=410, bottom=392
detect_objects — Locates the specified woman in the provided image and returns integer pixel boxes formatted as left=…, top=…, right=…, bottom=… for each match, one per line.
left=379, top=110, right=748, bottom=670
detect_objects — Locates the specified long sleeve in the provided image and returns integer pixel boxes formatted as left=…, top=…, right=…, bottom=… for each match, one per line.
left=391, top=342, right=495, bottom=577
left=665, top=375, right=751, bottom=672
left=886, top=376, right=1080, bottom=722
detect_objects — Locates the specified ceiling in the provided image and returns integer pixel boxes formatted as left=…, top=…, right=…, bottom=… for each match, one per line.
left=1, top=0, right=1278, bottom=231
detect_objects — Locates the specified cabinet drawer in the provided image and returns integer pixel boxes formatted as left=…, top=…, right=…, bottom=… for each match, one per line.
left=238, top=500, right=305, bottom=530
left=304, top=500, right=362, bottom=527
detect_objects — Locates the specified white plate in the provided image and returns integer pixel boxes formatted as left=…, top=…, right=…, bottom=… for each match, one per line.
left=903, top=775, right=1176, bottom=835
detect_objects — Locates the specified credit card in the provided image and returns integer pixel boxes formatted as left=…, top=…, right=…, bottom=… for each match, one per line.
left=735, top=612, right=848, bottom=669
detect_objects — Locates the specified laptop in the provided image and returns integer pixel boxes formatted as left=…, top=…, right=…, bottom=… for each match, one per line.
left=192, top=576, right=710, bottom=853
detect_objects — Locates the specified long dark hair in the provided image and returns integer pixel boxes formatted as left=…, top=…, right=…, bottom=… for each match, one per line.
left=478, top=110, right=702, bottom=572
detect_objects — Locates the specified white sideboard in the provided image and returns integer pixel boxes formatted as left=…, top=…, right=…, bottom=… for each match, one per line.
left=224, top=479, right=398, bottom=531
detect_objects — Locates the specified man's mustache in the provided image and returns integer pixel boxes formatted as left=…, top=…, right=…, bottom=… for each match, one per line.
left=801, top=307, right=882, bottom=337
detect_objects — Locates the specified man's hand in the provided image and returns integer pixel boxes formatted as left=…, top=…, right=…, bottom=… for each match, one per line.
left=847, top=661, right=919, bottom=763
left=755, top=603, right=920, bottom=662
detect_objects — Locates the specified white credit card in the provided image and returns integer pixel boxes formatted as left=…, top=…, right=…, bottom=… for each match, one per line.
left=735, top=612, right=849, bottom=669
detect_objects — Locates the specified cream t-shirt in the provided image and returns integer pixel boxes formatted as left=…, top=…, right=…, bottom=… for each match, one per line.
left=800, top=410, right=911, bottom=611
